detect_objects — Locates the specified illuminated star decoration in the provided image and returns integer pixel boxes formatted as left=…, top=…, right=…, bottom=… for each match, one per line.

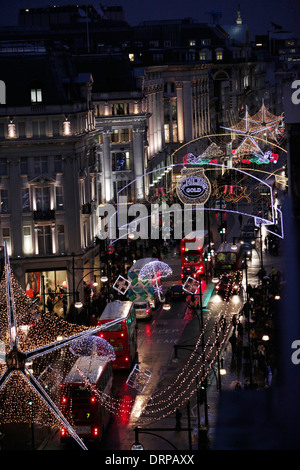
left=0, top=243, right=122, bottom=450
left=138, top=261, right=172, bottom=302
left=248, top=99, right=284, bottom=144
left=221, top=104, right=282, bottom=158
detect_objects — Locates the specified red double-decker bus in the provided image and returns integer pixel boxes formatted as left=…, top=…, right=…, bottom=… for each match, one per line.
left=60, top=357, right=113, bottom=445
left=97, top=300, right=137, bottom=370
left=180, top=230, right=212, bottom=280
left=214, top=241, right=243, bottom=274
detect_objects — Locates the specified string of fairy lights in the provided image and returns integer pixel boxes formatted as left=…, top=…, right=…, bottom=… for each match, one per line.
left=57, top=272, right=243, bottom=424
left=138, top=274, right=243, bottom=421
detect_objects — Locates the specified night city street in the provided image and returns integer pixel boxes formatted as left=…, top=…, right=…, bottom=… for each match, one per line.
left=0, top=0, right=299, bottom=460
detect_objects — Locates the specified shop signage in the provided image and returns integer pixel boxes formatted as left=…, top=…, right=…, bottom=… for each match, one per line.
left=176, top=169, right=211, bottom=204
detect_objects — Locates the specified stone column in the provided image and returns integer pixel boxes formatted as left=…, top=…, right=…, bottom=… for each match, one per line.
left=133, top=126, right=145, bottom=200
left=176, top=82, right=184, bottom=143
left=9, top=158, right=22, bottom=257
left=102, top=129, right=112, bottom=203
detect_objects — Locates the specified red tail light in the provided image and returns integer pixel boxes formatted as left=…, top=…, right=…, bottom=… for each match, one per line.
left=61, top=397, right=67, bottom=404
left=146, top=309, right=150, bottom=314
left=93, top=427, right=99, bottom=437
left=90, top=396, right=96, bottom=404
left=125, top=356, right=129, bottom=362
left=61, top=428, right=66, bottom=437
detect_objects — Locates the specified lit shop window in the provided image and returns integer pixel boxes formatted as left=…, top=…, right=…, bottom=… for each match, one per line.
left=31, top=88, right=42, bottom=103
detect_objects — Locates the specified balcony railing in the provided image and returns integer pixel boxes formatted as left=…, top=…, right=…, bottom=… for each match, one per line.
left=33, top=209, right=55, bottom=221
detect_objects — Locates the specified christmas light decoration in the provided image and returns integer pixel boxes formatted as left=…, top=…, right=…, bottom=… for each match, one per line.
left=221, top=104, right=284, bottom=159
left=183, top=143, right=224, bottom=165
left=113, top=275, right=131, bottom=295
left=69, top=336, right=116, bottom=363
left=138, top=261, right=172, bottom=302
left=139, top=272, right=243, bottom=421
left=0, top=243, right=124, bottom=450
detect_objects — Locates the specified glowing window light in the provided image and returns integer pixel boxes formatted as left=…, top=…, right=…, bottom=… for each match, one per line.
left=63, top=119, right=71, bottom=136
left=8, top=122, right=16, bottom=138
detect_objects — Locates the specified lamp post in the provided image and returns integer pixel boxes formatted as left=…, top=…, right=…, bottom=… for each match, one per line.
left=215, top=323, right=226, bottom=390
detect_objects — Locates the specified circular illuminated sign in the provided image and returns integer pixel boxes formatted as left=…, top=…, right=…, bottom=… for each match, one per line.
left=176, top=170, right=211, bottom=204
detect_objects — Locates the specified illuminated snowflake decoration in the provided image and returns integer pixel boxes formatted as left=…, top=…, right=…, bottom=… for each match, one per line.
left=138, top=260, right=172, bottom=302
left=0, top=244, right=122, bottom=450
left=113, top=275, right=131, bottom=295
left=126, top=364, right=152, bottom=393
left=183, top=277, right=200, bottom=295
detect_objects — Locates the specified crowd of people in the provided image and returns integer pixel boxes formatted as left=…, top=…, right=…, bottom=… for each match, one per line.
left=227, top=265, right=282, bottom=391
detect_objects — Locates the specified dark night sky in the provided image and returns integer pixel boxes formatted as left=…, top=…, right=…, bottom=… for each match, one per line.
left=1, top=0, right=300, bottom=39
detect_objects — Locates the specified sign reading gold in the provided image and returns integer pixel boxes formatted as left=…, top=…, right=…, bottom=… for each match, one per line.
left=176, top=169, right=211, bottom=204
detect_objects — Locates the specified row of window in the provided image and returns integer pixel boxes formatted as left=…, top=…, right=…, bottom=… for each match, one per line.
left=0, top=186, right=64, bottom=214
left=146, top=39, right=212, bottom=48
left=0, top=119, right=74, bottom=139
left=0, top=156, right=63, bottom=176
left=4, top=223, right=65, bottom=257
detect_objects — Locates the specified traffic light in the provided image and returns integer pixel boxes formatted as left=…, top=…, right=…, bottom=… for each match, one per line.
left=219, top=224, right=226, bottom=235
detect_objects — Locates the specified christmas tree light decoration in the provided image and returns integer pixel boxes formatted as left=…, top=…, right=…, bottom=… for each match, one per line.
left=0, top=243, right=125, bottom=450
left=138, top=261, right=172, bottom=302
left=113, top=275, right=131, bottom=295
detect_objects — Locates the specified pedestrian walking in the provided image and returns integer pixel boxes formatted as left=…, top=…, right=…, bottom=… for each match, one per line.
left=237, top=321, right=244, bottom=338
left=229, top=333, right=237, bottom=358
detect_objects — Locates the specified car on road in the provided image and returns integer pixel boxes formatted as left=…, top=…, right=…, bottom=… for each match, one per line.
left=239, top=224, right=256, bottom=245
left=165, top=284, right=187, bottom=301
left=241, top=241, right=252, bottom=260
left=133, top=300, right=152, bottom=320
left=214, top=271, right=242, bottom=298
left=181, top=265, right=198, bottom=282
